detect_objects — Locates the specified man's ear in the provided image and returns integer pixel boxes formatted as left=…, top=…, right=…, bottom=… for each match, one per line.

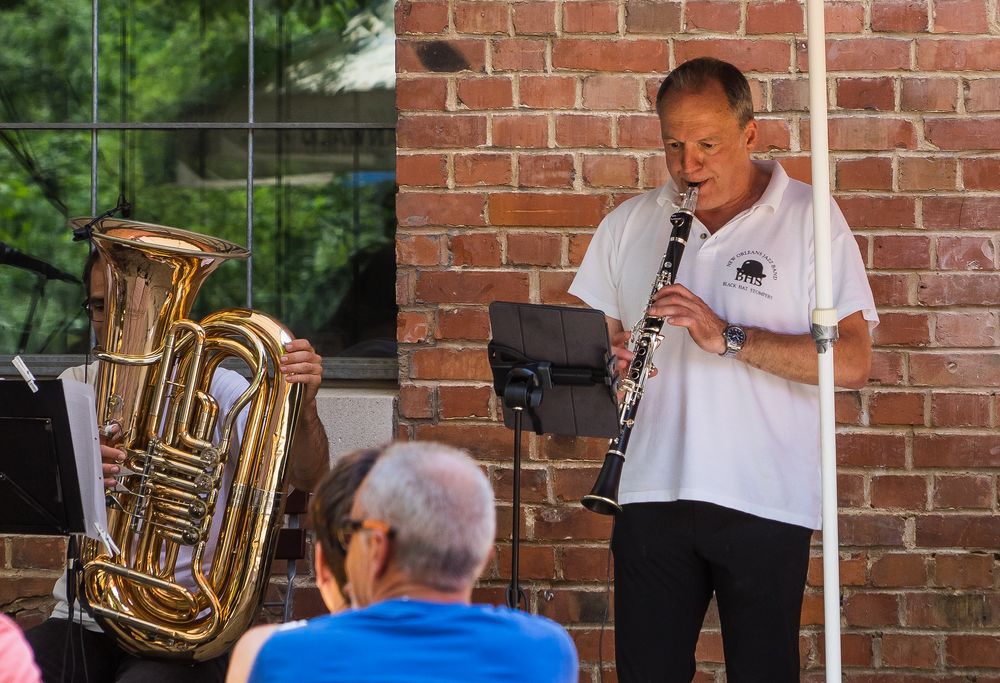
left=371, top=531, right=393, bottom=579
left=743, top=119, right=759, bottom=151
left=315, top=542, right=332, bottom=586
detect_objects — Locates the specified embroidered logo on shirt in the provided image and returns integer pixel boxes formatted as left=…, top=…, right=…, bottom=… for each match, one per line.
left=723, top=250, right=779, bottom=300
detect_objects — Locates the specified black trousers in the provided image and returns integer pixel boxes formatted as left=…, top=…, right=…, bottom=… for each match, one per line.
left=25, top=618, right=228, bottom=683
left=612, top=501, right=813, bottom=683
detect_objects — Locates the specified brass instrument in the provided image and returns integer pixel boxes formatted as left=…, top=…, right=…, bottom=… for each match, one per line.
left=582, top=183, right=700, bottom=515
left=72, top=217, right=302, bottom=661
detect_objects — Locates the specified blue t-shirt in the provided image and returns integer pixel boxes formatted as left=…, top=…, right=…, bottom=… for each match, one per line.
left=248, top=599, right=578, bottom=683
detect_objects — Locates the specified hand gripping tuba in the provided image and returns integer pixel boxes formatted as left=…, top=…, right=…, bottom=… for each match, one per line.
left=72, top=217, right=303, bottom=661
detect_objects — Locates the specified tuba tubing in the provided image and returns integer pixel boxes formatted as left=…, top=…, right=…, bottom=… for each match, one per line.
left=582, top=184, right=700, bottom=515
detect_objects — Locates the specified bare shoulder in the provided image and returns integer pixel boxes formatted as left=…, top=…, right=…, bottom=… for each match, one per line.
left=225, top=624, right=281, bottom=683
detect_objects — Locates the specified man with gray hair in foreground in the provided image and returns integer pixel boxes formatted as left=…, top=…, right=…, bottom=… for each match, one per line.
left=240, top=441, right=578, bottom=683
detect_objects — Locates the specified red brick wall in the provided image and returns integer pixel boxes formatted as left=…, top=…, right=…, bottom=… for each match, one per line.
left=395, top=1, right=1000, bottom=680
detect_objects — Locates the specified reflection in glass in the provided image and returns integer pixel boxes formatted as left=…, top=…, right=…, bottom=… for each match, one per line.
left=0, top=0, right=91, bottom=123
left=0, top=132, right=92, bottom=354
left=255, top=0, right=395, bottom=124
left=252, top=128, right=396, bottom=356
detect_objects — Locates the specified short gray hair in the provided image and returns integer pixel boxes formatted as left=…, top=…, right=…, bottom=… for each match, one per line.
left=655, top=57, right=755, bottom=127
left=355, top=441, right=496, bottom=591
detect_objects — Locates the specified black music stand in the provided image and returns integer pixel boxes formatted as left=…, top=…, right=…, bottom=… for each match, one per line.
left=488, top=302, right=618, bottom=609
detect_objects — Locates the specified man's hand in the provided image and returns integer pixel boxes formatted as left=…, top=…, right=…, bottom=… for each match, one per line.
left=100, top=424, right=126, bottom=488
left=281, top=339, right=323, bottom=403
left=648, top=283, right=727, bottom=355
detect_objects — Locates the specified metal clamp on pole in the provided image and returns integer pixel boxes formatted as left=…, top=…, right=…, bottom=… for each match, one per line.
left=811, top=307, right=839, bottom=354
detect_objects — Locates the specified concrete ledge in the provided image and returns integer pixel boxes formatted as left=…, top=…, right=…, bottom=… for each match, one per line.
left=315, top=387, right=398, bottom=460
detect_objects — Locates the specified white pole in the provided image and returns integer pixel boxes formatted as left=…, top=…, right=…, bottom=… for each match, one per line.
left=804, top=1, right=842, bottom=681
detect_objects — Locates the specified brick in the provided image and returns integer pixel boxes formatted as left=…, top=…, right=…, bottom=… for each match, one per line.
left=836, top=157, right=892, bottom=191
left=753, top=118, right=790, bottom=152
left=397, top=234, right=443, bottom=266
left=506, top=232, right=562, bottom=266
left=492, top=114, right=549, bottom=149
left=810, top=38, right=911, bottom=71
left=912, top=350, right=1000, bottom=388
left=933, top=474, right=994, bottom=510
left=410, top=347, right=493, bottom=380
left=540, top=271, right=583, bottom=305
left=563, top=1, right=618, bottom=34
left=415, top=271, right=530, bottom=304
left=838, top=513, right=905, bottom=546
left=872, top=313, right=930, bottom=346
left=454, top=152, right=513, bottom=186
left=518, top=154, right=575, bottom=188
left=871, top=474, right=928, bottom=508
left=643, top=154, right=670, bottom=187
left=457, top=77, right=513, bottom=110
left=551, top=466, right=605, bottom=504
left=450, top=233, right=502, bottom=267
left=936, top=236, right=995, bottom=271
left=397, top=311, right=432, bottom=344
left=414, top=422, right=518, bottom=460
left=872, top=235, right=931, bottom=270
left=872, top=0, right=929, bottom=32
left=947, top=635, right=1000, bottom=668
left=625, top=0, right=682, bottom=34
left=396, top=77, right=448, bottom=111
left=900, top=77, right=959, bottom=112
left=684, top=2, right=740, bottom=33
left=913, top=434, right=1000, bottom=467
left=917, top=273, right=1000, bottom=306
left=835, top=391, right=861, bottom=425
left=932, top=0, right=989, bottom=33
left=899, top=157, right=957, bottom=191
left=397, top=191, right=486, bottom=227
left=934, top=312, right=998, bottom=347
left=0, top=576, right=59, bottom=606
left=397, top=114, right=487, bottom=149
left=924, top=197, right=1000, bottom=229
left=966, top=78, right=1000, bottom=113
left=906, top=592, right=1000, bottom=629
left=397, top=154, right=448, bottom=187
left=398, top=383, right=434, bottom=418
left=843, top=592, right=900, bottom=627
left=396, top=1, right=449, bottom=34
left=454, top=1, right=509, bottom=34
left=809, top=118, right=916, bottom=151
left=397, top=39, right=486, bottom=73
left=618, top=114, right=661, bottom=149
left=493, top=467, right=549, bottom=505
left=870, top=553, right=928, bottom=587
left=917, top=38, right=1000, bottom=71
left=837, top=196, right=915, bottom=228
left=491, top=38, right=547, bottom=72
left=553, top=39, right=669, bottom=73
left=931, top=392, right=992, bottom=427
left=837, top=433, right=906, bottom=467
left=825, top=2, right=865, bottom=33
left=869, top=349, right=906, bottom=385
left=926, top=118, right=1000, bottom=151
left=868, top=273, right=913, bottom=307
left=9, top=536, right=67, bottom=570
left=512, top=2, right=557, bottom=35
left=496, top=544, right=556, bottom=579
left=777, top=156, right=811, bottom=184
left=439, top=385, right=492, bottom=419
left=533, top=506, right=612, bottom=542
left=772, top=79, right=809, bottom=111
left=582, top=155, right=639, bottom=188
left=836, top=77, right=894, bottom=112
left=881, top=634, right=939, bottom=668
left=675, top=39, right=790, bottom=72
left=555, top=114, right=613, bottom=148
left=568, top=232, right=593, bottom=266
left=518, top=75, right=576, bottom=109
left=747, top=1, right=802, bottom=33
left=436, top=306, right=491, bottom=341
left=963, top=157, right=1000, bottom=190
left=489, top=192, right=607, bottom=227
left=559, top=547, right=614, bottom=582
left=582, top=75, right=642, bottom=111
left=933, top=552, right=994, bottom=588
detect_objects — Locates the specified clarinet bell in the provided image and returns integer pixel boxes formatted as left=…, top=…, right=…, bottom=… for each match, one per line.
left=581, top=452, right=624, bottom=515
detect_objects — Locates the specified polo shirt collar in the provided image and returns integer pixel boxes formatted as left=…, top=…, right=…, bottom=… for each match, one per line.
left=655, top=160, right=789, bottom=213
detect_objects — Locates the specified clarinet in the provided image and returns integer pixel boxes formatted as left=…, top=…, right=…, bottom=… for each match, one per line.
left=582, top=183, right=700, bottom=515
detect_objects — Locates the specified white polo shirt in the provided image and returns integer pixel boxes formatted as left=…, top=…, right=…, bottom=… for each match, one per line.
left=570, top=161, right=878, bottom=529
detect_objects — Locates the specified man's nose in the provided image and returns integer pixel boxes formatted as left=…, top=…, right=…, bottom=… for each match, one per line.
left=681, top=146, right=702, bottom=174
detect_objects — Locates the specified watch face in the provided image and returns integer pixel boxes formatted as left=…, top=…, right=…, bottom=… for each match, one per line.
left=725, top=326, right=746, bottom=347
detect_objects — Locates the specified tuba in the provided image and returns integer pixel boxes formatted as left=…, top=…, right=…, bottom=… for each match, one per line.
left=72, top=217, right=302, bottom=661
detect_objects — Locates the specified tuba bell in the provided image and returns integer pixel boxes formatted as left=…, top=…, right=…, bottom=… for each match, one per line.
left=72, top=217, right=302, bottom=661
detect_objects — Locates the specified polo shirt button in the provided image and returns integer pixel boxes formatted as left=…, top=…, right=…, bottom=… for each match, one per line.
left=701, top=233, right=708, bottom=239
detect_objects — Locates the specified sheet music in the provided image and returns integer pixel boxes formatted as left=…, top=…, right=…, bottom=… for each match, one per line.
left=61, top=378, right=107, bottom=540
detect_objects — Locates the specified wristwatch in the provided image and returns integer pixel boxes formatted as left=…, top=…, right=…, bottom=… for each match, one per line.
left=720, top=324, right=747, bottom=358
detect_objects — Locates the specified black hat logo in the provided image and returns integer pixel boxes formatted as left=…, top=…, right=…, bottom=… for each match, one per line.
left=735, top=259, right=766, bottom=287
